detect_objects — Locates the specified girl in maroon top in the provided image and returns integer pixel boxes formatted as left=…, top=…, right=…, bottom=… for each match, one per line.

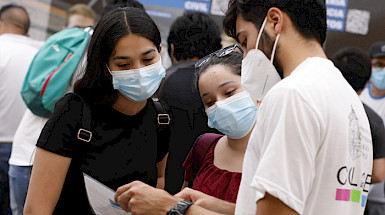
left=182, top=45, right=259, bottom=203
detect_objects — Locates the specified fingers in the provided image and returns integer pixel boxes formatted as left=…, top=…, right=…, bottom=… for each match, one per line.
left=175, top=187, right=199, bottom=202
left=114, top=181, right=145, bottom=212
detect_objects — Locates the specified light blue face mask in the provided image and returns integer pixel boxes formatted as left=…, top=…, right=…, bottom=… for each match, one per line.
left=205, top=91, right=258, bottom=139
left=371, top=67, right=385, bottom=90
left=107, top=60, right=166, bottom=101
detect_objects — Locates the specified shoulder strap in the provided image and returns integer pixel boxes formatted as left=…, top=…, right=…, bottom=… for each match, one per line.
left=153, top=99, right=171, bottom=158
left=153, top=99, right=171, bottom=126
left=191, top=133, right=223, bottom=175
left=73, top=93, right=92, bottom=143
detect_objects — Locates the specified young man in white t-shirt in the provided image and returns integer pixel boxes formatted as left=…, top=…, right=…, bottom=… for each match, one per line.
left=359, top=41, right=385, bottom=215
left=111, top=0, right=373, bottom=215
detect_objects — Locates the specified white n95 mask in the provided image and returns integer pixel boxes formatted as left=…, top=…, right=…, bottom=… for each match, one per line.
left=241, top=17, right=281, bottom=100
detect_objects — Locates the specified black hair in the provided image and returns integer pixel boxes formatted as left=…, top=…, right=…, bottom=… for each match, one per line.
left=167, top=11, right=222, bottom=62
left=331, top=47, right=372, bottom=92
left=194, top=51, right=242, bottom=93
left=223, top=0, right=327, bottom=46
left=0, top=4, right=30, bottom=34
left=74, top=7, right=161, bottom=104
left=101, top=0, right=145, bottom=18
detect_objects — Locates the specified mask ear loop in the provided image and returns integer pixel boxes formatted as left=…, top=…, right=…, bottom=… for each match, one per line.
left=105, top=63, right=112, bottom=75
left=255, top=17, right=268, bottom=51
left=270, top=34, right=280, bottom=65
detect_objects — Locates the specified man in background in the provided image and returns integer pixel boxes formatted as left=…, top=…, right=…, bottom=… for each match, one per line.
left=63, top=3, right=95, bottom=29
left=157, top=11, right=222, bottom=194
left=360, top=41, right=385, bottom=215
left=0, top=4, right=43, bottom=215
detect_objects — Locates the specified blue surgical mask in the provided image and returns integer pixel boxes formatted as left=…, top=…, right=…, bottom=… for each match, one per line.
left=206, top=91, right=258, bottom=139
left=371, top=67, right=385, bottom=90
left=107, top=60, right=166, bottom=101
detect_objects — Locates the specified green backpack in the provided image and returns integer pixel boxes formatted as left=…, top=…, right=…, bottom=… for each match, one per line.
left=21, top=27, right=92, bottom=118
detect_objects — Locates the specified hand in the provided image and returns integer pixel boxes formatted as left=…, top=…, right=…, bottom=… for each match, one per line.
left=176, top=188, right=235, bottom=214
left=114, top=181, right=180, bottom=215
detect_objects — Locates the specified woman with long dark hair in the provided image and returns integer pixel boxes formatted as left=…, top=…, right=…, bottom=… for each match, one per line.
left=24, top=7, right=169, bottom=215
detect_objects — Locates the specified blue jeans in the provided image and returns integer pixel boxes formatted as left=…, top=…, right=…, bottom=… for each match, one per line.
left=8, top=165, right=31, bottom=215
left=0, top=144, right=12, bottom=215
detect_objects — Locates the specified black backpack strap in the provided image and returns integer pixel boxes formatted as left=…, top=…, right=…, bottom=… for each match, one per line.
left=73, top=93, right=92, bottom=143
left=153, top=99, right=171, bottom=125
left=153, top=99, right=171, bottom=161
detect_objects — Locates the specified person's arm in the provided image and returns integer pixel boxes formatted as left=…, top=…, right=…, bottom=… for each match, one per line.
left=176, top=188, right=235, bottom=214
left=255, top=192, right=299, bottom=215
left=156, top=153, right=168, bottom=189
left=186, top=205, right=223, bottom=215
left=115, top=181, right=234, bottom=215
left=24, top=148, right=71, bottom=215
left=372, top=158, right=385, bottom=183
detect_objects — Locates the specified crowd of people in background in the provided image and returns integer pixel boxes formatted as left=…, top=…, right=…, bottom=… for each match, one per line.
left=0, top=0, right=384, bottom=215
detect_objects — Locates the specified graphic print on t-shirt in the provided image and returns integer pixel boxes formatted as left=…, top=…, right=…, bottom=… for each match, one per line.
left=349, top=106, right=369, bottom=160
left=335, top=107, right=371, bottom=207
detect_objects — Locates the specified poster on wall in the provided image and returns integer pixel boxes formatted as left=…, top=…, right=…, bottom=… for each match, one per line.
left=326, top=0, right=349, bottom=32
left=138, top=0, right=212, bottom=13
left=210, top=0, right=229, bottom=16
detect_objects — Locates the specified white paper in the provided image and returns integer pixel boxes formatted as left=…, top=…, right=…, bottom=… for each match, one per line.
left=83, top=173, right=131, bottom=215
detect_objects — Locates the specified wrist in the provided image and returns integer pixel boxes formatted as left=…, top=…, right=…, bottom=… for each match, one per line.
left=162, top=196, right=182, bottom=214
left=167, top=199, right=193, bottom=215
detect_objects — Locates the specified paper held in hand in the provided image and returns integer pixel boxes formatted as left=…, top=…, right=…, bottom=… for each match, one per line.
left=83, top=173, right=132, bottom=215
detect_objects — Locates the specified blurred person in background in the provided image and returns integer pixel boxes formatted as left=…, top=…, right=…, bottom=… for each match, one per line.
left=7, top=4, right=96, bottom=215
left=157, top=11, right=222, bottom=194
left=100, top=0, right=144, bottom=17
left=63, top=3, right=96, bottom=29
left=0, top=4, right=43, bottom=215
left=359, top=41, right=385, bottom=215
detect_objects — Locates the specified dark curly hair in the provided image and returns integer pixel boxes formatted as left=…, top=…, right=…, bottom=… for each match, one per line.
left=167, top=11, right=222, bottom=62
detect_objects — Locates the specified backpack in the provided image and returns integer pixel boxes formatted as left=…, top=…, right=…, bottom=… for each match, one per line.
left=21, top=27, right=93, bottom=118
left=188, top=133, right=223, bottom=187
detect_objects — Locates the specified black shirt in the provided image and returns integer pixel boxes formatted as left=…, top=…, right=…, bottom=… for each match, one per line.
left=363, top=103, right=385, bottom=159
left=37, top=93, right=169, bottom=215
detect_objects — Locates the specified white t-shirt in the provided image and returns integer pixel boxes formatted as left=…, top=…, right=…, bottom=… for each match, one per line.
left=0, top=34, right=43, bottom=142
left=8, top=50, right=85, bottom=166
left=360, top=83, right=385, bottom=125
left=360, top=83, right=385, bottom=203
left=235, top=57, right=373, bottom=215
left=9, top=109, right=48, bottom=166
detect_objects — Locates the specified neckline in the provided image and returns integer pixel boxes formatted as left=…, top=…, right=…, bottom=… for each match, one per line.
left=208, top=138, right=242, bottom=174
left=367, top=83, right=385, bottom=100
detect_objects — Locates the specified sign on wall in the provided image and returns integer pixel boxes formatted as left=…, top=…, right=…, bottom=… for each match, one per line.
left=326, top=0, right=349, bottom=32
left=138, top=0, right=212, bottom=13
